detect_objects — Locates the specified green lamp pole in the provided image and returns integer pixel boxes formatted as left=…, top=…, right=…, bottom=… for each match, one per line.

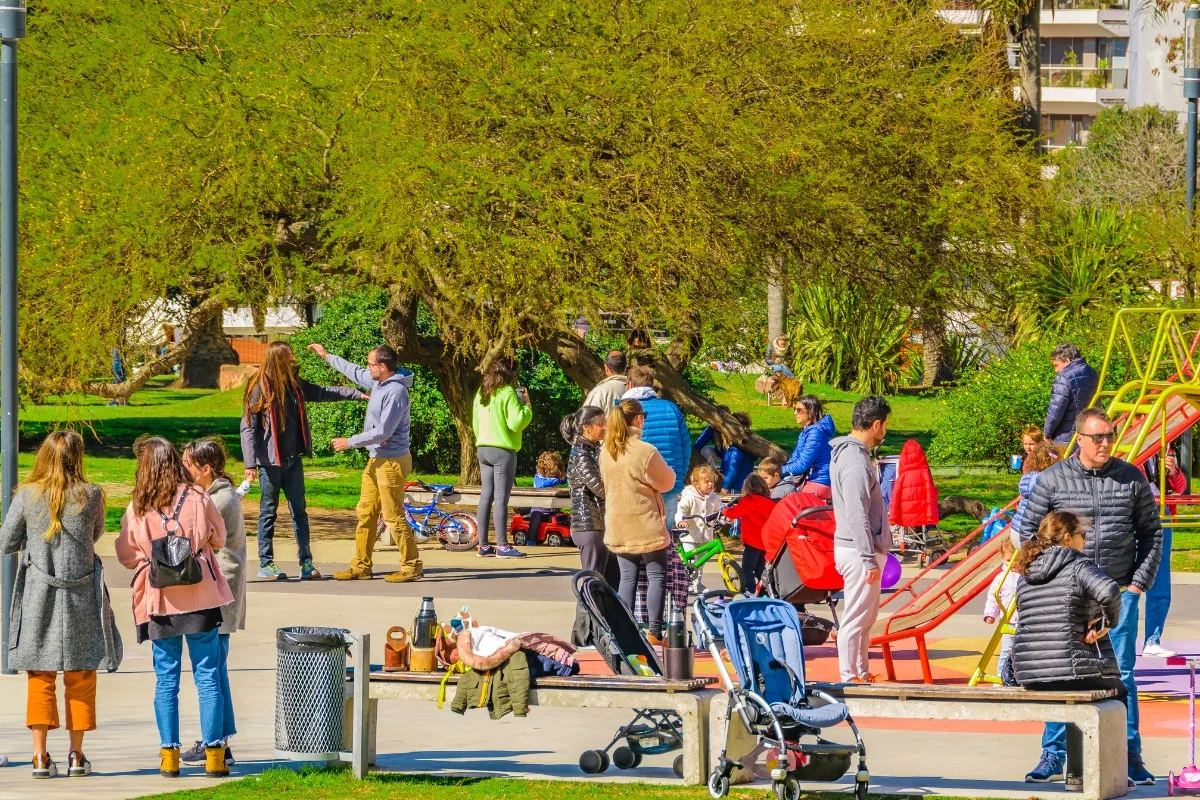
left=1187, top=5, right=1200, bottom=221
left=0, top=0, right=24, bottom=676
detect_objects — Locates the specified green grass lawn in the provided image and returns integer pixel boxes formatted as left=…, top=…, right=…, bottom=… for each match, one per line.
left=133, top=766, right=935, bottom=800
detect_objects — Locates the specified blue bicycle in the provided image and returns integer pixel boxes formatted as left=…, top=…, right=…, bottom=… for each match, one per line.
left=375, top=480, right=479, bottom=552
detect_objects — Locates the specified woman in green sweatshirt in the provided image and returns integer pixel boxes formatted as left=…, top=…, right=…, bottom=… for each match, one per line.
left=472, top=358, right=534, bottom=557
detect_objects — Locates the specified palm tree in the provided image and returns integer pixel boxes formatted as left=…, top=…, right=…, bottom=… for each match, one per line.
left=975, top=0, right=1042, bottom=141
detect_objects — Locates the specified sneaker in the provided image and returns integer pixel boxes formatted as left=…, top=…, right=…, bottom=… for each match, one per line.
left=180, top=741, right=206, bottom=764
left=0, top=754, right=8, bottom=767
left=496, top=546, right=526, bottom=558
left=1128, top=753, right=1155, bottom=785
left=1141, top=641, right=1177, bottom=658
left=647, top=632, right=666, bottom=647
left=332, top=567, right=372, bottom=581
left=67, top=751, right=91, bottom=778
left=32, top=752, right=57, bottom=779
left=299, top=560, right=321, bottom=581
left=1025, top=751, right=1064, bottom=783
left=477, top=544, right=496, bottom=558
left=224, top=747, right=235, bottom=767
left=257, top=562, right=287, bottom=580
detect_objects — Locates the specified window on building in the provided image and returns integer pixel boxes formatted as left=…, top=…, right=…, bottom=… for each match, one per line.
left=1041, top=37, right=1086, bottom=65
left=1041, top=114, right=1095, bottom=148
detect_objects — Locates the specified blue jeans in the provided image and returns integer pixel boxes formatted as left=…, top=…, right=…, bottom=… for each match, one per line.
left=257, top=456, right=311, bottom=568
left=151, top=629, right=225, bottom=748
left=1041, top=590, right=1142, bottom=760
left=217, top=633, right=236, bottom=741
left=1144, top=527, right=1171, bottom=646
left=663, top=491, right=680, bottom=535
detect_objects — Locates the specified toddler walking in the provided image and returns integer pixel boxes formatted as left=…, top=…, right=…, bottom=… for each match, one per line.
left=983, top=537, right=1020, bottom=685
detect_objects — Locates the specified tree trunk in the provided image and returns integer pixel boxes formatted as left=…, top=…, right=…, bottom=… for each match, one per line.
left=179, top=313, right=238, bottom=388
left=1015, top=4, right=1041, bottom=142
left=540, top=330, right=789, bottom=462
left=381, top=291, right=482, bottom=484
left=767, top=256, right=788, bottom=348
left=921, top=316, right=955, bottom=387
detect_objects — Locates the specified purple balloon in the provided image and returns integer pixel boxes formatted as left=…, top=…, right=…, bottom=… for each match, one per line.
left=881, top=552, right=903, bottom=590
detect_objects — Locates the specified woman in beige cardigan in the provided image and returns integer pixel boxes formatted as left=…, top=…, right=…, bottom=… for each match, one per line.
left=600, top=399, right=676, bottom=644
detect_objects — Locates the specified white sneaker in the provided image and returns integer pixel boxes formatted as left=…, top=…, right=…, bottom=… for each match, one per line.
left=1142, top=642, right=1177, bottom=658
left=0, top=755, right=7, bottom=768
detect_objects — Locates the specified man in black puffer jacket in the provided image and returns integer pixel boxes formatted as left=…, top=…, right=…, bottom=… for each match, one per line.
left=1043, top=343, right=1100, bottom=445
left=1018, top=408, right=1162, bottom=786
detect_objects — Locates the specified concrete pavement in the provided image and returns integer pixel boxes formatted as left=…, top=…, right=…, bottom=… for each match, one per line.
left=0, top=537, right=1195, bottom=800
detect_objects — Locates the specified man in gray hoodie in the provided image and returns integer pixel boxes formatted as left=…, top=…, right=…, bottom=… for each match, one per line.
left=830, top=396, right=891, bottom=683
left=307, top=342, right=420, bottom=583
left=583, top=350, right=629, bottom=410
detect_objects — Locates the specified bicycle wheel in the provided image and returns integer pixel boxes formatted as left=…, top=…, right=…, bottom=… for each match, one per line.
left=718, top=553, right=743, bottom=593
left=437, top=511, right=479, bottom=551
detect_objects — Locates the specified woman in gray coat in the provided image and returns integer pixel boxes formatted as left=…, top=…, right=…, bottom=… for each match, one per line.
left=183, top=438, right=246, bottom=766
left=0, top=430, right=121, bottom=779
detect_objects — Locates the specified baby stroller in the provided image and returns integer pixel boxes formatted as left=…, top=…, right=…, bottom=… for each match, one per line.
left=572, top=571, right=686, bottom=779
left=881, top=441, right=945, bottom=567
left=695, top=592, right=869, bottom=800
left=756, top=494, right=840, bottom=645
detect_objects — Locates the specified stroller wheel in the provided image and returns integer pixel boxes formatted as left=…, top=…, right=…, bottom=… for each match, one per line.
left=708, top=769, right=730, bottom=799
left=613, top=746, right=641, bottom=770
left=579, top=749, right=610, bottom=774
left=775, top=780, right=801, bottom=800
left=855, top=775, right=870, bottom=800
left=673, top=755, right=684, bottom=779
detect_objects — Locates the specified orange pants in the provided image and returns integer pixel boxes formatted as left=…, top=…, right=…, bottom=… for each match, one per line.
left=26, top=670, right=97, bottom=731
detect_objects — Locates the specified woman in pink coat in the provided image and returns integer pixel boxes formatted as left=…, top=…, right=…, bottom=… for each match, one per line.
left=115, top=436, right=233, bottom=780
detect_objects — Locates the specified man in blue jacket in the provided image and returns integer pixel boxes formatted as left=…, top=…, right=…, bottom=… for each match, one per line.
left=621, top=365, right=691, bottom=522
left=1044, top=343, right=1099, bottom=445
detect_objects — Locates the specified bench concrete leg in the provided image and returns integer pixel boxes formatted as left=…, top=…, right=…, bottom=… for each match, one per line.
left=673, top=691, right=712, bottom=785
left=1078, top=700, right=1128, bottom=800
left=709, top=692, right=757, bottom=786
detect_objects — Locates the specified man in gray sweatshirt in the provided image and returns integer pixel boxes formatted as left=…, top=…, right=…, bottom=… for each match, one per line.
left=829, top=396, right=891, bottom=683
left=307, top=342, right=420, bottom=583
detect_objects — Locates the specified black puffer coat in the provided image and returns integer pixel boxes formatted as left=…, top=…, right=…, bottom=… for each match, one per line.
left=1013, top=546, right=1122, bottom=685
left=1044, top=357, right=1100, bottom=444
left=1017, top=456, right=1162, bottom=591
left=567, top=436, right=605, bottom=533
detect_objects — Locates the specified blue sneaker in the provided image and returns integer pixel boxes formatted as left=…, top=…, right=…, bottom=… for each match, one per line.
left=299, top=560, right=321, bottom=581
left=1128, top=753, right=1155, bottom=785
left=477, top=545, right=496, bottom=558
left=258, top=562, right=287, bottom=580
left=1025, top=752, right=1063, bottom=783
left=496, top=546, right=526, bottom=558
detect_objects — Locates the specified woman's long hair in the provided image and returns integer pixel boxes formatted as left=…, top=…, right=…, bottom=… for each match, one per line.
left=605, top=399, right=645, bottom=460
left=1025, top=440, right=1057, bottom=474
left=131, top=436, right=192, bottom=516
left=244, top=341, right=304, bottom=430
left=561, top=406, right=606, bottom=445
left=183, top=437, right=233, bottom=484
left=1014, top=510, right=1083, bottom=574
left=479, top=357, right=517, bottom=407
left=26, top=430, right=95, bottom=541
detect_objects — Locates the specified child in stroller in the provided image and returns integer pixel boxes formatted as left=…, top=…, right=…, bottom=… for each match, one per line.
left=695, top=590, right=870, bottom=800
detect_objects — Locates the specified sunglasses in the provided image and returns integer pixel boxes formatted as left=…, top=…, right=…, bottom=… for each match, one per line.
left=1079, top=431, right=1117, bottom=445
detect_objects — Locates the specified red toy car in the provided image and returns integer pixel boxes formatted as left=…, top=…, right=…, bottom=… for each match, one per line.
left=510, top=512, right=574, bottom=547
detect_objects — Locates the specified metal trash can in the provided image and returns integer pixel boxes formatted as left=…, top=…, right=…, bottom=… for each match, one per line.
left=274, top=626, right=351, bottom=760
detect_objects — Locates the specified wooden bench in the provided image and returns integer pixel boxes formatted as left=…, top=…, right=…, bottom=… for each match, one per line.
left=710, top=682, right=1127, bottom=800
left=342, top=635, right=719, bottom=784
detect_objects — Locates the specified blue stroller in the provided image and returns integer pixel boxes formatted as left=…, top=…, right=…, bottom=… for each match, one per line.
left=695, top=592, right=869, bottom=800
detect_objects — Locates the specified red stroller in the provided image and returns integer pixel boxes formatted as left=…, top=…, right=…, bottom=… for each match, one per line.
left=885, top=440, right=943, bottom=566
left=755, top=492, right=840, bottom=644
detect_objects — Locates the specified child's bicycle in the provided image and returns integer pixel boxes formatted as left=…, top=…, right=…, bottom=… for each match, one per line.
left=376, top=480, right=479, bottom=552
left=671, top=510, right=743, bottom=594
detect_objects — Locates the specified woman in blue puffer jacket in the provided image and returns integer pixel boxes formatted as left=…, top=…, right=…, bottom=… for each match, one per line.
left=781, top=395, right=836, bottom=500
left=718, top=412, right=756, bottom=494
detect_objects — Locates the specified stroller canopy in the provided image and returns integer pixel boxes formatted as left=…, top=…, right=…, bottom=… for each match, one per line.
left=889, top=439, right=939, bottom=528
left=720, top=598, right=848, bottom=728
left=572, top=571, right=663, bottom=676
left=761, top=492, right=841, bottom=592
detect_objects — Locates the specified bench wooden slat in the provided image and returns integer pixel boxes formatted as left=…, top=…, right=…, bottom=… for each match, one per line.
left=356, top=669, right=715, bottom=692
left=818, top=682, right=1119, bottom=702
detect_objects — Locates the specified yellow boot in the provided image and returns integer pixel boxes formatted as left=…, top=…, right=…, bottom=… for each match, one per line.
left=160, top=747, right=180, bottom=778
left=205, top=745, right=229, bottom=778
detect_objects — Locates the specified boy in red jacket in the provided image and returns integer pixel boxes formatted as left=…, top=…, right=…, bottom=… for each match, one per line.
left=723, top=473, right=778, bottom=592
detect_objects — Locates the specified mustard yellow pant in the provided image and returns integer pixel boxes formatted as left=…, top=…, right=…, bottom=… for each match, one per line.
left=352, top=455, right=419, bottom=572
left=27, top=670, right=97, bottom=731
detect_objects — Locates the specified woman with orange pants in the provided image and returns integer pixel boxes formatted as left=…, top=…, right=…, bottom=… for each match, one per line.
left=0, top=431, right=122, bottom=778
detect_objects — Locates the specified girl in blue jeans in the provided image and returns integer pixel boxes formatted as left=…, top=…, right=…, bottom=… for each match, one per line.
left=115, top=436, right=234, bottom=779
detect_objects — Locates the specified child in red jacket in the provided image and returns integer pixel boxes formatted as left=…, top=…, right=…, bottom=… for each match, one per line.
left=723, top=473, right=778, bottom=592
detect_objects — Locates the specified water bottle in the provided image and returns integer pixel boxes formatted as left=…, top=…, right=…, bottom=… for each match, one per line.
left=236, top=478, right=252, bottom=498
left=667, top=600, right=687, bottom=649
left=413, top=597, right=438, bottom=649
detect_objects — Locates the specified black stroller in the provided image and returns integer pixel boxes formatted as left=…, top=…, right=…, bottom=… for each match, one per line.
left=572, top=570, right=686, bottom=779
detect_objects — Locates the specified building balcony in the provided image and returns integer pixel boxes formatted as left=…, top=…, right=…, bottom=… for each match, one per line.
left=1041, top=1, right=1129, bottom=36
left=1040, top=66, right=1127, bottom=113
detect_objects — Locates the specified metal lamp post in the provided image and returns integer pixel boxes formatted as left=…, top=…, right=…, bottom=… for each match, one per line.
left=0, top=0, right=23, bottom=676
left=1186, top=5, right=1200, bottom=220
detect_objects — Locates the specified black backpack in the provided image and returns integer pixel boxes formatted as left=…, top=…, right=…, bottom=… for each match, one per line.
left=148, top=488, right=203, bottom=589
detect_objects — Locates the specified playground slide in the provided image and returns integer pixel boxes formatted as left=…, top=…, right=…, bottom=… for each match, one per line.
left=871, top=388, right=1200, bottom=684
